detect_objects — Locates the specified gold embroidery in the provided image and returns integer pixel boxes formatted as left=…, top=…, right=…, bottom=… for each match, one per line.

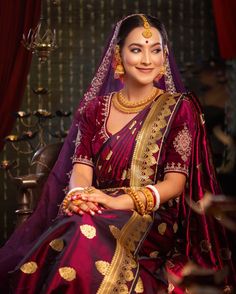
left=118, top=284, right=129, bottom=293
left=106, top=150, right=113, bottom=160
left=108, top=165, right=112, bottom=173
left=173, top=125, right=192, bottom=162
left=124, top=269, right=134, bottom=281
left=173, top=222, right=178, bottom=233
left=158, top=223, right=167, bottom=235
left=72, top=155, right=94, bottom=167
left=135, top=277, right=144, bottom=293
left=95, top=261, right=110, bottom=275
left=97, top=212, right=152, bottom=294
left=200, top=113, right=205, bottom=125
left=149, top=251, right=159, bottom=258
left=49, top=239, right=64, bottom=252
left=168, top=283, right=175, bottom=293
left=132, top=128, right=137, bottom=135
left=109, top=225, right=121, bottom=239
left=59, top=267, right=76, bottom=281
left=121, top=169, right=127, bottom=180
left=131, top=93, right=182, bottom=187
left=80, top=225, right=96, bottom=239
left=20, top=261, right=38, bottom=274
left=164, top=162, right=189, bottom=176
left=129, top=120, right=137, bottom=129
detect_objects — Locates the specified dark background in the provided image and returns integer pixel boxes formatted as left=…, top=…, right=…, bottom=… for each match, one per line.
left=0, top=0, right=226, bottom=245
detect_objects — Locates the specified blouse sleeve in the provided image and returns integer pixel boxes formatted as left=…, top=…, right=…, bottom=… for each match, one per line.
left=163, top=96, right=197, bottom=177
left=72, top=99, right=98, bottom=167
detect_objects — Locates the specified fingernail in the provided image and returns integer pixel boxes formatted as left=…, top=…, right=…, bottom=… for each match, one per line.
left=90, top=210, right=95, bottom=216
left=98, top=210, right=102, bottom=214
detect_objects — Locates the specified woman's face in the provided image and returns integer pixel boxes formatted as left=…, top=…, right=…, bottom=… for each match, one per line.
left=121, top=26, right=165, bottom=86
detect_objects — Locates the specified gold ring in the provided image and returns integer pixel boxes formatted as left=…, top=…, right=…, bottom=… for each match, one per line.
left=84, top=186, right=95, bottom=194
left=72, top=199, right=83, bottom=206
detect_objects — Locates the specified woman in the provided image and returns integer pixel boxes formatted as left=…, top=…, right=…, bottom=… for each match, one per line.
left=0, top=14, right=234, bottom=293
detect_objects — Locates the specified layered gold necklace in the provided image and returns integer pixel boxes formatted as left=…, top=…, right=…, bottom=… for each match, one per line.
left=112, top=87, right=161, bottom=114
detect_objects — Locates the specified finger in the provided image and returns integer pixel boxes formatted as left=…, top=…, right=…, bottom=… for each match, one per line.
left=79, top=202, right=90, bottom=213
left=86, top=201, right=99, bottom=211
left=82, top=194, right=104, bottom=204
left=68, top=203, right=84, bottom=215
left=65, top=208, right=73, bottom=216
left=86, top=202, right=102, bottom=215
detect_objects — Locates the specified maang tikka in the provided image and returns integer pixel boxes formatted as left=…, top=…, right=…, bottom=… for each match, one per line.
left=140, top=15, right=152, bottom=39
left=113, top=45, right=125, bottom=80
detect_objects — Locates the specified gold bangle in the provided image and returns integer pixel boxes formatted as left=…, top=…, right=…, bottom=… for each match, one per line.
left=61, top=194, right=71, bottom=212
left=61, top=188, right=84, bottom=213
left=140, top=187, right=154, bottom=213
left=127, top=188, right=146, bottom=215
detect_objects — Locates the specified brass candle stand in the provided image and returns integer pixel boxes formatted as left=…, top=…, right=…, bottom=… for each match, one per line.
left=1, top=87, right=70, bottom=225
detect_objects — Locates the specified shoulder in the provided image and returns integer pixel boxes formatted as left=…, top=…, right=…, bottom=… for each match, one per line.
left=168, top=91, right=202, bottom=115
left=168, top=92, right=201, bottom=127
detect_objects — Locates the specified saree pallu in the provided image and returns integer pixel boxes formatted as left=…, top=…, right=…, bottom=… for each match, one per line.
left=9, top=92, right=234, bottom=293
left=10, top=210, right=153, bottom=293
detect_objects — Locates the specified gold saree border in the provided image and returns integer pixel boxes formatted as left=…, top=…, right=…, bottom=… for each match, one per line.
left=130, top=93, right=183, bottom=187
left=97, top=93, right=183, bottom=293
left=96, top=212, right=152, bottom=294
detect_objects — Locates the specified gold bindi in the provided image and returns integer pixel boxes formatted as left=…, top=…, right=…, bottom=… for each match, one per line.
left=140, top=15, right=152, bottom=39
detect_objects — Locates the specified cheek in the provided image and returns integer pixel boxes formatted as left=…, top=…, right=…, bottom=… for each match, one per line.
left=153, top=54, right=164, bottom=66
left=122, top=53, right=140, bottom=66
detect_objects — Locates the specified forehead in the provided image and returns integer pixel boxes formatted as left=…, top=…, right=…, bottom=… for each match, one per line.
left=124, top=26, right=162, bottom=45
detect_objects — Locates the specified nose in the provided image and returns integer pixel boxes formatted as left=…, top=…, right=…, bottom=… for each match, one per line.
left=141, top=50, right=151, bottom=66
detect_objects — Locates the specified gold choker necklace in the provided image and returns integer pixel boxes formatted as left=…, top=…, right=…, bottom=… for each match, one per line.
left=113, top=88, right=161, bottom=114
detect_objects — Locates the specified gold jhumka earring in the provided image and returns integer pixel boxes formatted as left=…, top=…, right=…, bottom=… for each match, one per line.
left=113, top=45, right=125, bottom=80
left=154, top=48, right=168, bottom=82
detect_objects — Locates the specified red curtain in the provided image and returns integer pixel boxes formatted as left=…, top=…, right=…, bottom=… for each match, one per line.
left=212, top=0, right=236, bottom=59
left=0, top=1, right=41, bottom=151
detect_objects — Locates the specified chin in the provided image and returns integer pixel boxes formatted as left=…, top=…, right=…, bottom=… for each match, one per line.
left=136, top=78, right=155, bottom=86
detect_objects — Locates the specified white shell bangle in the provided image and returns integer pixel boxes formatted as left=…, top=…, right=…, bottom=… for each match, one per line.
left=146, top=185, right=160, bottom=211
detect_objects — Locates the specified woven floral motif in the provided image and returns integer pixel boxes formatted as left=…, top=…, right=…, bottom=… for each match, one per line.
left=173, top=125, right=192, bottom=162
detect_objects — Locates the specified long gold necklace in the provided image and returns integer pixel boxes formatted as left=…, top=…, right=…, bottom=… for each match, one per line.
left=112, top=87, right=161, bottom=114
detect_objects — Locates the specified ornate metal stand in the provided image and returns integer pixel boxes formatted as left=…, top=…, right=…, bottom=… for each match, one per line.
left=1, top=142, right=63, bottom=226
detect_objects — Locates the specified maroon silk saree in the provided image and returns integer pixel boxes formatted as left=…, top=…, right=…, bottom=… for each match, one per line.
left=9, top=92, right=235, bottom=293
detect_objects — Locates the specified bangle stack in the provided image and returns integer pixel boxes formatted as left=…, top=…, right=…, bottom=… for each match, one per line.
left=61, top=187, right=84, bottom=213
left=140, top=187, right=155, bottom=213
left=126, top=185, right=160, bottom=215
left=127, top=188, right=146, bottom=215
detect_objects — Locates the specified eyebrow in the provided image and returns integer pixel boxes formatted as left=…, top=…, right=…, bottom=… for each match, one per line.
left=128, top=42, right=162, bottom=48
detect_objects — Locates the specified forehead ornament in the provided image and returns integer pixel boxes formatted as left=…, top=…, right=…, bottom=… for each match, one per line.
left=140, top=15, right=152, bottom=39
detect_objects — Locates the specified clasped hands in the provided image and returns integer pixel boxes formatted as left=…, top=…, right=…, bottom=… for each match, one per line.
left=62, top=187, right=127, bottom=216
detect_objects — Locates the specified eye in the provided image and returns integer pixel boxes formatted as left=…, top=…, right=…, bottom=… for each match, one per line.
left=130, top=47, right=141, bottom=53
left=152, top=48, right=162, bottom=54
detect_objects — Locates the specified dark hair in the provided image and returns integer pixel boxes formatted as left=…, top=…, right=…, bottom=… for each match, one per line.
left=117, top=14, right=168, bottom=49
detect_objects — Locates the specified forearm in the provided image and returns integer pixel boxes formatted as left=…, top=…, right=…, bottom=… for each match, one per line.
left=69, top=163, right=93, bottom=189
left=153, top=172, right=186, bottom=204
left=115, top=172, right=186, bottom=210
